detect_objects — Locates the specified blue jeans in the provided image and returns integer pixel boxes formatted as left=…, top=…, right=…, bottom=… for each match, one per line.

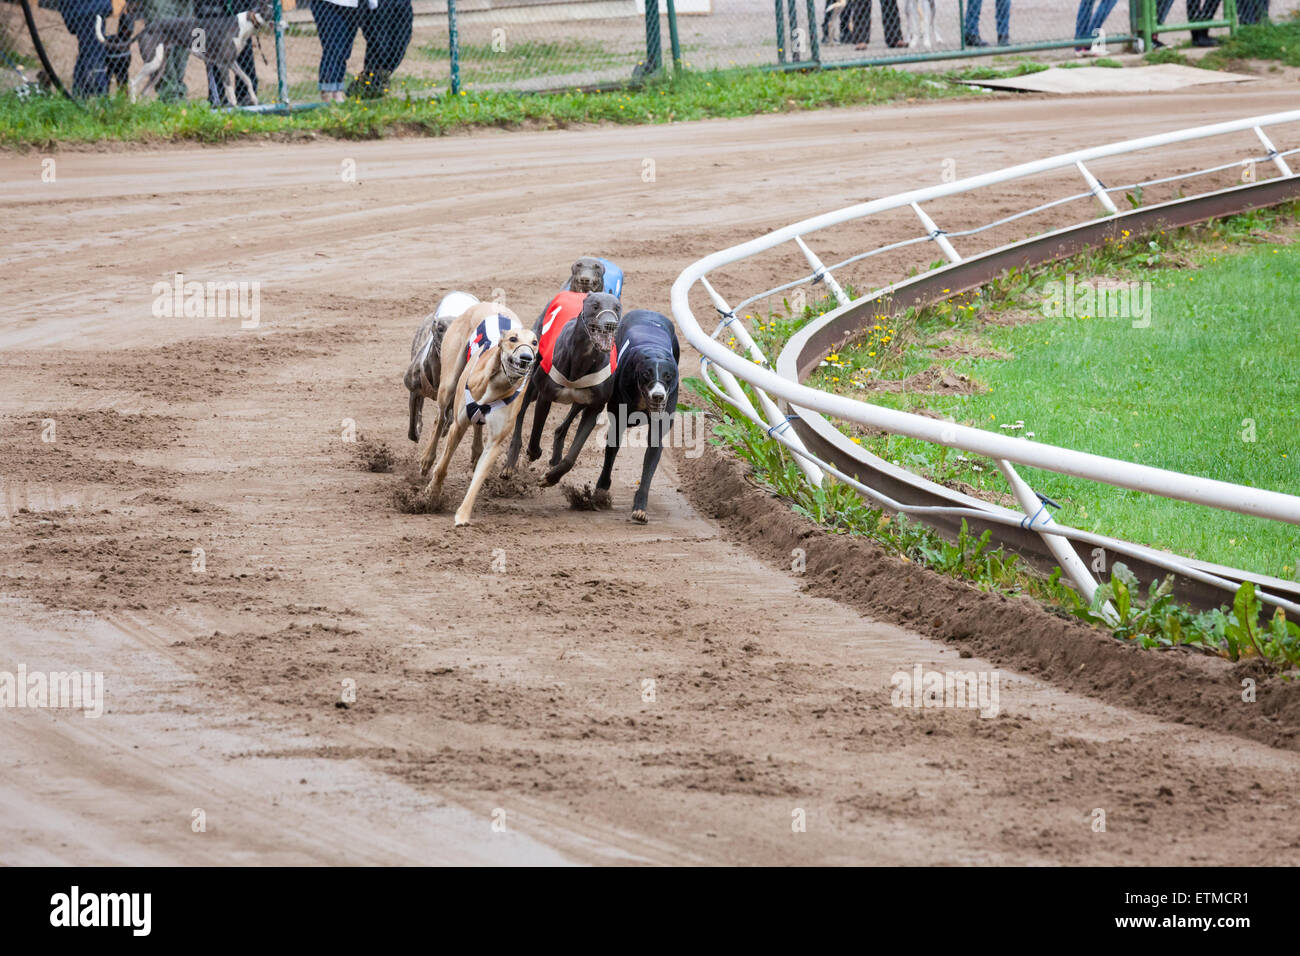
left=61, top=10, right=108, bottom=97
left=964, top=0, right=1010, bottom=41
left=1074, top=0, right=1118, bottom=40
left=361, top=0, right=413, bottom=75
left=312, top=0, right=361, bottom=91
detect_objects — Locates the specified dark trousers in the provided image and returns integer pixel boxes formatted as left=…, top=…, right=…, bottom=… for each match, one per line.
left=361, top=0, right=412, bottom=75
left=1237, top=0, right=1267, bottom=22
left=844, top=0, right=901, bottom=44
left=207, top=41, right=259, bottom=106
left=1187, top=0, right=1221, bottom=39
left=312, top=0, right=361, bottom=91
left=61, top=11, right=107, bottom=96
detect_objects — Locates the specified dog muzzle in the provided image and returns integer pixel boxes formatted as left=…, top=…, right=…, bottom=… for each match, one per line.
left=646, top=383, right=668, bottom=412
left=506, top=346, right=535, bottom=376
left=589, top=309, right=618, bottom=350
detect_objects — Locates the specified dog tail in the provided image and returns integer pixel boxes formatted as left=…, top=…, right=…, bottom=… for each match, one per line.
left=95, top=14, right=106, bottom=43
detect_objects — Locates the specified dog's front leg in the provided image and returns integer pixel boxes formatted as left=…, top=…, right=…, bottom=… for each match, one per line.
left=595, top=407, right=624, bottom=493
left=549, top=404, right=581, bottom=468
left=540, top=403, right=604, bottom=487
left=468, top=423, right=483, bottom=471
left=503, top=378, right=536, bottom=474
left=526, top=393, right=552, bottom=462
left=231, top=59, right=258, bottom=106
left=630, top=412, right=672, bottom=523
left=454, top=411, right=514, bottom=526
left=408, top=390, right=423, bottom=443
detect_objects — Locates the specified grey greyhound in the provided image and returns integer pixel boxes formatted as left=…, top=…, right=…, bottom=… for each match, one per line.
left=105, top=0, right=273, bottom=106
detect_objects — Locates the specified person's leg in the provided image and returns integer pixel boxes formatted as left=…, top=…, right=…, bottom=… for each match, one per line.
left=880, top=0, right=902, bottom=46
left=1089, top=0, right=1117, bottom=34
left=385, top=0, right=412, bottom=74
left=847, top=0, right=870, bottom=43
left=1189, top=0, right=1221, bottom=43
left=995, top=0, right=1009, bottom=41
left=65, top=12, right=108, bottom=96
left=963, top=0, right=983, bottom=42
left=313, top=1, right=358, bottom=97
left=1074, top=0, right=1095, bottom=41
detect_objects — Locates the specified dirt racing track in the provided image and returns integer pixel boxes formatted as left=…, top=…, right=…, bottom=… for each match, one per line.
left=3, top=87, right=1300, bottom=865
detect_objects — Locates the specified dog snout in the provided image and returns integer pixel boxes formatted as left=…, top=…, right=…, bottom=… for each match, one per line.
left=647, top=383, right=667, bottom=407
left=514, top=346, right=536, bottom=367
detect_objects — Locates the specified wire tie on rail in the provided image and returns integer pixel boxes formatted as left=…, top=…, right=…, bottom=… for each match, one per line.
left=767, top=415, right=798, bottom=438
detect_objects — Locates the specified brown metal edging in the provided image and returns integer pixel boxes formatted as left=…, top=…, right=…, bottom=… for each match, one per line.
left=773, top=175, right=1300, bottom=611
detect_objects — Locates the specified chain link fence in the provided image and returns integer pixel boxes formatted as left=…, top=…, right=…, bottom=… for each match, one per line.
left=1, top=0, right=1295, bottom=104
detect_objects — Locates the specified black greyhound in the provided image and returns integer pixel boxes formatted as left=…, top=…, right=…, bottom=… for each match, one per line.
left=505, top=290, right=621, bottom=485
left=595, top=309, right=680, bottom=523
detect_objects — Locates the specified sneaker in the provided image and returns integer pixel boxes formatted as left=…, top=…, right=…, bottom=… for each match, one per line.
left=965, top=35, right=988, bottom=47
left=997, top=34, right=1010, bottom=45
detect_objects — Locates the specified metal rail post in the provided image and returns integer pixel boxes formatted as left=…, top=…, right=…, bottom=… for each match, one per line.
left=448, top=0, right=461, bottom=95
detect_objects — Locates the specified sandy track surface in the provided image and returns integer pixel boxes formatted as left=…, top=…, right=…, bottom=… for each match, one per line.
left=3, top=87, right=1300, bottom=865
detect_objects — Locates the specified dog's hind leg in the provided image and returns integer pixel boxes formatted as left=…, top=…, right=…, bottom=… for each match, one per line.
left=130, top=43, right=164, bottom=103
left=425, top=414, right=468, bottom=503
left=408, top=391, right=423, bottom=443
left=595, top=411, right=624, bottom=493
left=549, top=404, right=581, bottom=468
left=540, top=403, right=605, bottom=488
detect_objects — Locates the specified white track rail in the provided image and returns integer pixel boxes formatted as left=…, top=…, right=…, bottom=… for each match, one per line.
left=672, top=110, right=1300, bottom=615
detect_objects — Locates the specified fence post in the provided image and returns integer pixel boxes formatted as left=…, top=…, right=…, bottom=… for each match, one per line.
left=666, top=0, right=682, bottom=72
left=272, top=0, right=287, bottom=105
left=804, top=0, right=820, bottom=64
left=788, top=0, right=800, bottom=62
left=775, top=0, right=787, bottom=63
left=644, top=0, right=663, bottom=74
left=1225, top=0, right=1239, bottom=32
left=448, top=0, right=461, bottom=95
left=958, top=0, right=966, bottom=48
left=1141, top=0, right=1154, bottom=52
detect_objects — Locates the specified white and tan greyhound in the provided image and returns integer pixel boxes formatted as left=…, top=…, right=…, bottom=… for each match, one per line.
left=422, top=303, right=537, bottom=525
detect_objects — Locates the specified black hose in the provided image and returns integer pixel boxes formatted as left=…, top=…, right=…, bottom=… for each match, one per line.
left=17, top=0, right=77, bottom=102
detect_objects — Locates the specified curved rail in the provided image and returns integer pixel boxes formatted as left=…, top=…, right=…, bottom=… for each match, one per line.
left=671, top=110, right=1300, bottom=616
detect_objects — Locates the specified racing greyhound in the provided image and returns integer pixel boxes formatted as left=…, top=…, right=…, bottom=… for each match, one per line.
left=595, top=309, right=680, bottom=523
left=505, top=291, right=621, bottom=486
left=113, top=0, right=273, bottom=106
left=423, top=306, right=537, bottom=525
left=404, top=291, right=479, bottom=443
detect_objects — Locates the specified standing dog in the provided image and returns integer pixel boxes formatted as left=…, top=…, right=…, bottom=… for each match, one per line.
left=505, top=291, right=621, bottom=487
left=903, top=0, right=941, bottom=49
left=595, top=310, right=679, bottom=524
left=404, top=291, right=479, bottom=444
left=95, top=9, right=138, bottom=93
left=423, top=304, right=537, bottom=525
left=116, top=0, right=273, bottom=106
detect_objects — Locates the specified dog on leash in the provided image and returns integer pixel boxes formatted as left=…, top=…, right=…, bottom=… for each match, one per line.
left=97, top=9, right=137, bottom=93
left=903, top=0, right=941, bottom=50
left=422, top=304, right=538, bottom=525
left=594, top=310, right=679, bottom=524
left=106, top=0, right=273, bottom=106
left=404, top=291, right=480, bottom=444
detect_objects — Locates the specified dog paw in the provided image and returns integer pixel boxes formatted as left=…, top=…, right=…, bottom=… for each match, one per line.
left=631, top=509, right=648, bottom=524
left=538, top=472, right=560, bottom=488
left=453, top=515, right=471, bottom=527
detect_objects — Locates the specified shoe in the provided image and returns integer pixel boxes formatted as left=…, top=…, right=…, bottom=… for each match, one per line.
left=1151, top=37, right=1166, bottom=48
left=965, top=35, right=988, bottom=47
left=997, top=34, right=1010, bottom=45
left=888, top=39, right=909, bottom=48
left=1192, top=34, right=1219, bottom=47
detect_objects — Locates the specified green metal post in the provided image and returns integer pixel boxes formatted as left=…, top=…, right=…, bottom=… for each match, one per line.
left=645, top=0, right=663, bottom=74
left=666, top=0, right=682, bottom=71
left=1142, top=0, right=1154, bottom=53
left=1225, top=0, right=1239, bottom=32
left=805, top=0, right=820, bottom=64
left=272, top=0, right=287, bottom=105
left=958, top=0, right=966, bottom=48
left=775, top=0, right=787, bottom=63
left=448, top=0, right=461, bottom=94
